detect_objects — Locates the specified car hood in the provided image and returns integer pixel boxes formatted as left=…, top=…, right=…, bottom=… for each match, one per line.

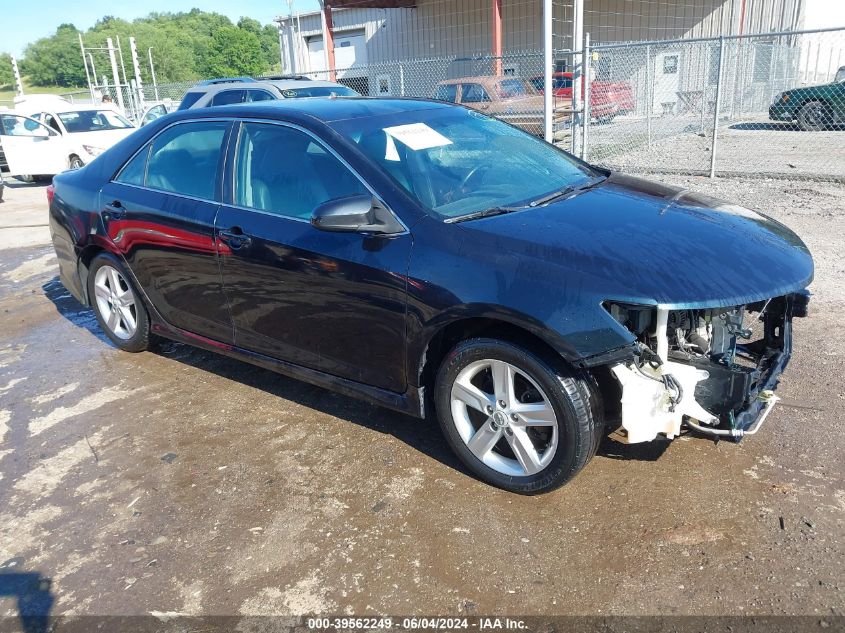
left=457, top=173, right=813, bottom=308
left=69, top=128, right=135, bottom=150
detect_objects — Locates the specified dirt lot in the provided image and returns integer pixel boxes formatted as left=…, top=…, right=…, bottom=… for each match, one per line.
left=586, top=117, right=845, bottom=181
left=0, top=175, right=843, bottom=620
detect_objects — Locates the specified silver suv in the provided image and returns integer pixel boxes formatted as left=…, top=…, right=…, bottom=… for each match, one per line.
left=177, top=76, right=359, bottom=110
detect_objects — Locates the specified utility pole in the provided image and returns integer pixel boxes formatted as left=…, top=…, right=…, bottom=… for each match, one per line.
left=148, top=48, right=159, bottom=101
left=129, top=37, right=145, bottom=110
left=107, top=37, right=125, bottom=110
left=10, top=55, right=24, bottom=97
left=79, top=32, right=95, bottom=101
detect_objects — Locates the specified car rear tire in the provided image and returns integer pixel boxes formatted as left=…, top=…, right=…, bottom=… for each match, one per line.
left=69, top=155, right=84, bottom=170
left=797, top=100, right=833, bottom=131
left=434, top=338, right=602, bottom=494
left=87, top=253, right=153, bottom=352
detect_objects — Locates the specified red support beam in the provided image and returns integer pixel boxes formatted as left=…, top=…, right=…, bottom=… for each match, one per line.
left=492, top=0, right=503, bottom=75
left=322, top=1, right=337, bottom=82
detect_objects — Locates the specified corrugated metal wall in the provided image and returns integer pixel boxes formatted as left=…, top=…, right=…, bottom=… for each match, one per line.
left=289, top=0, right=805, bottom=70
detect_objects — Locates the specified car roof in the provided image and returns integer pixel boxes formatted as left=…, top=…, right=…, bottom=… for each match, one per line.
left=265, top=79, right=351, bottom=90
left=187, top=79, right=351, bottom=94
left=168, top=97, right=451, bottom=123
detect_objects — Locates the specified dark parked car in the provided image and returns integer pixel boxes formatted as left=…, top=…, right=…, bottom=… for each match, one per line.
left=48, top=98, right=813, bottom=493
left=769, top=65, right=845, bottom=130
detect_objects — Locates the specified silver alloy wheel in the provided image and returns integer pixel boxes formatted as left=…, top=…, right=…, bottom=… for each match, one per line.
left=450, top=359, right=559, bottom=477
left=93, top=265, right=138, bottom=340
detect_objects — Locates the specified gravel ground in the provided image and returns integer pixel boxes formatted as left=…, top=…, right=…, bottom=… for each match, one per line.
left=0, top=175, right=842, bottom=621
left=586, top=116, right=845, bottom=181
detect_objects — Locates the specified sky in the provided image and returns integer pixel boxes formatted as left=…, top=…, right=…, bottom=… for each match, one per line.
left=2, top=0, right=320, bottom=56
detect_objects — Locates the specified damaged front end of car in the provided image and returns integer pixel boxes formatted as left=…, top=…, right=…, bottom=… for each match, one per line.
left=604, top=291, right=810, bottom=443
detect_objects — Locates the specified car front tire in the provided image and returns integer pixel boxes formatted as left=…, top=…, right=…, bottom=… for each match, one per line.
left=797, top=100, right=833, bottom=131
left=434, top=338, right=602, bottom=494
left=87, top=253, right=153, bottom=352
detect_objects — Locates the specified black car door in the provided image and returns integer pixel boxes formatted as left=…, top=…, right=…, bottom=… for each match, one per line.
left=99, top=120, right=234, bottom=343
left=215, top=121, right=412, bottom=393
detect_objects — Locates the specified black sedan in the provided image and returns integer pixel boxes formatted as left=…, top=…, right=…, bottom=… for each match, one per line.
left=48, top=98, right=813, bottom=493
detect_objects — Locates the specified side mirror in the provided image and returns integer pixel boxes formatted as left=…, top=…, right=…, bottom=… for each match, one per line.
left=311, top=194, right=404, bottom=235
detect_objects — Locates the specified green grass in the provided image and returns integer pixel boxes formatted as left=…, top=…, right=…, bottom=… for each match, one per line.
left=0, top=81, right=85, bottom=106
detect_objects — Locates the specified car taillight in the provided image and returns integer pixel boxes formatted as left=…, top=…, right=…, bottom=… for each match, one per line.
left=46, top=184, right=55, bottom=206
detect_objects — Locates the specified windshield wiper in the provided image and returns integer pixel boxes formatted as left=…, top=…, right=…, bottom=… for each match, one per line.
left=527, top=176, right=607, bottom=208
left=446, top=205, right=524, bottom=224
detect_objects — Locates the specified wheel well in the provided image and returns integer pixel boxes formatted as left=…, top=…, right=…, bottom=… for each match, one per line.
left=77, top=244, right=105, bottom=304
left=418, top=318, right=569, bottom=393
left=799, top=97, right=832, bottom=109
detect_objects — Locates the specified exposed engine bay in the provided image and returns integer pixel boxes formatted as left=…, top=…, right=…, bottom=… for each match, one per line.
left=605, top=293, right=809, bottom=443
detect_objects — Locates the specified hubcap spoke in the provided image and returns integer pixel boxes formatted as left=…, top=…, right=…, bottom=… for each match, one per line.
left=108, top=267, right=122, bottom=294
left=511, top=401, right=556, bottom=427
left=106, top=309, right=120, bottom=332
left=507, top=427, right=543, bottom=475
left=452, top=378, right=495, bottom=414
left=490, top=360, right=515, bottom=405
left=118, top=305, right=136, bottom=331
left=466, top=419, right=503, bottom=459
left=94, top=283, right=111, bottom=303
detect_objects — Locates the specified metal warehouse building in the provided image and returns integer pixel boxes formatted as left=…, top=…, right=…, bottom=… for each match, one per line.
left=278, top=0, right=806, bottom=94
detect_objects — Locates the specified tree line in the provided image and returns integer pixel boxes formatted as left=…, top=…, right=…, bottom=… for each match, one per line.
left=0, top=10, right=282, bottom=90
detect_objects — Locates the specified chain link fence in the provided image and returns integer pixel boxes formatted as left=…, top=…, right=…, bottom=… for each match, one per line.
left=42, top=26, right=845, bottom=183
left=578, top=27, right=845, bottom=181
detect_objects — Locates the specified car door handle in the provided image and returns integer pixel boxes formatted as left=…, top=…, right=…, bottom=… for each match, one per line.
left=219, top=227, right=252, bottom=249
left=102, top=200, right=126, bottom=219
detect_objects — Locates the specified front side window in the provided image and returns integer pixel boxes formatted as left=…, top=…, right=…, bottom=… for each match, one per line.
left=142, top=105, right=166, bottom=125
left=57, top=110, right=134, bottom=132
left=210, top=90, right=246, bottom=106
left=434, top=84, right=458, bottom=103
left=234, top=122, right=368, bottom=220
left=142, top=121, right=229, bottom=200
left=331, top=107, right=596, bottom=220
left=0, top=114, right=53, bottom=137
left=461, top=84, right=490, bottom=103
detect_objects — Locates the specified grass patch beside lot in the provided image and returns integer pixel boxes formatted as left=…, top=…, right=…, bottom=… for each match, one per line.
left=0, top=81, right=84, bottom=108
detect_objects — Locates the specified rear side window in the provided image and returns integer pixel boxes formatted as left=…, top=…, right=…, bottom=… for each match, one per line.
left=115, top=146, right=150, bottom=186
left=178, top=92, right=204, bottom=110
left=122, top=121, right=229, bottom=200
left=461, top=83, right=490, bottom=103
left=246, top=90, right=276, bottom=102
left=210, top=90, right=246, bottom=106
left=434, top=84, right=458, bottom=103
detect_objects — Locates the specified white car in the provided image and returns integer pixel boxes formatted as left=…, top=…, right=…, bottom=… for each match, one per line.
left=26, top=104, right=136, bottom=169
left=138, top=100, right=177, bottom=126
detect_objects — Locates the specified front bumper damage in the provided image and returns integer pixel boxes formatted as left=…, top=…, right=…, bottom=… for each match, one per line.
left=608, top=292, right=809, bottom=443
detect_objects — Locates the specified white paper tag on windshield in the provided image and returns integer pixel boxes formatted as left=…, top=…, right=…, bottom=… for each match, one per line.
left=383, top=123, right=452, bottom=151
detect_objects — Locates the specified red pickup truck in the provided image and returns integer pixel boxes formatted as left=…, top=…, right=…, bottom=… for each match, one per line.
left=530, top=72, right=635, bottom=122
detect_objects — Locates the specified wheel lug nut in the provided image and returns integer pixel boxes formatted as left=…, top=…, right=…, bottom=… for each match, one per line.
left=486, top=405, right=493, bottom=414
left=498, top=400, right=506, bottom=408
left=511, top=413, right=518, bottom=421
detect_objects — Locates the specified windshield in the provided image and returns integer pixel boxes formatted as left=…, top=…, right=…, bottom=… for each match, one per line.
left=281, top=86, right=358, bottom=98
left=58, top=110, right=134, bottom=133
left=331, top=106, right=596, bottom=220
